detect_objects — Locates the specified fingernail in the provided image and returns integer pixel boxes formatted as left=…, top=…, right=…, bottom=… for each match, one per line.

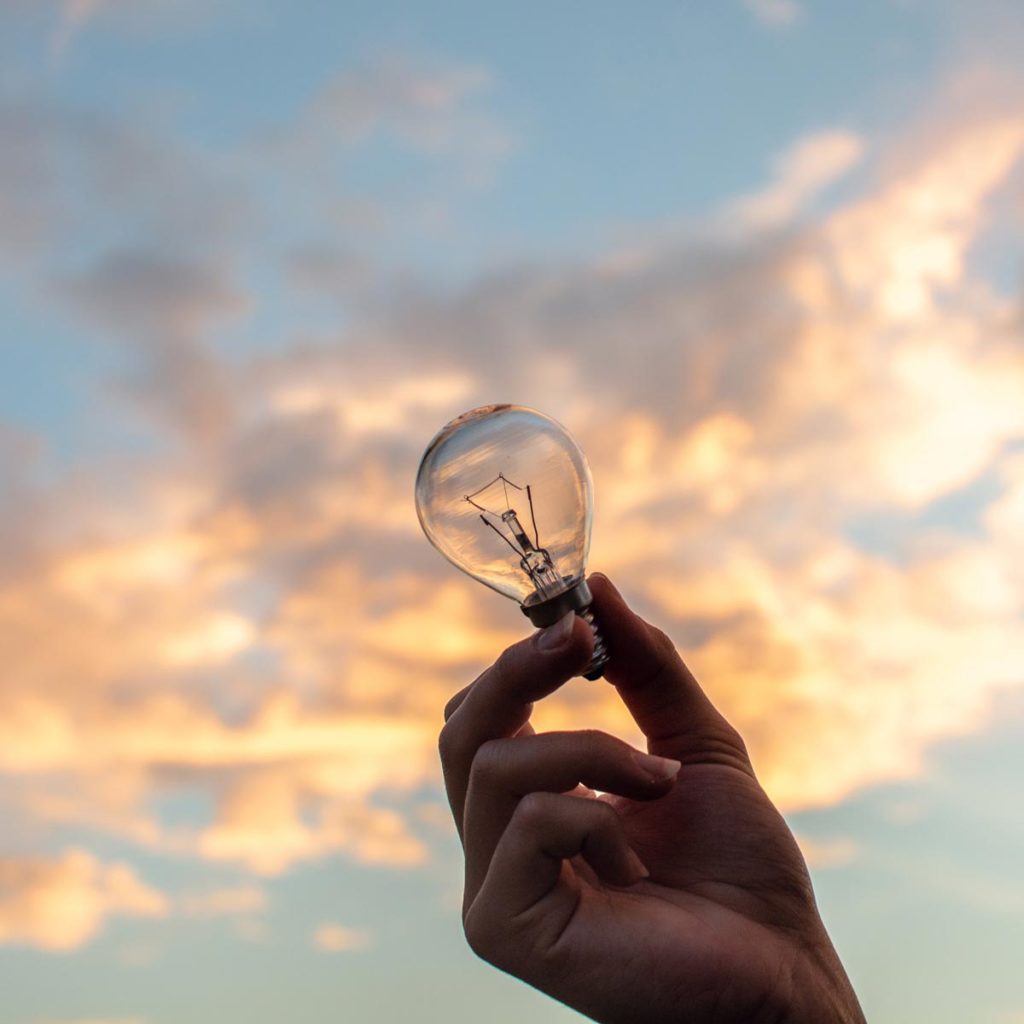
left=624, top=846, right=650, bottom=883
left=632, top=750, right=682, bottom=782
left=536, top=611, right=575, bottom=652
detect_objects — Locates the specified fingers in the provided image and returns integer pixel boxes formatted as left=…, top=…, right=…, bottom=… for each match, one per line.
left=443, top=683, right=473, bottom=723
left=439, top=612, right=594, bottom=833
left=462, top=730, right=680, bottom=904
left=588, top=573, right=752, bottom=770
left=446, top=684, right=537, bottom=741
left=464, top=791, right=647, bottom=962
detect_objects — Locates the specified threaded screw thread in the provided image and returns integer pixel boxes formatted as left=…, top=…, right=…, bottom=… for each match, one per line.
left=580, top=607, right=609, bottom=680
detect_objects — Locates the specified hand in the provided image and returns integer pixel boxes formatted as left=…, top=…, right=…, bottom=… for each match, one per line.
left=439, top=573, right=866, bottom=1024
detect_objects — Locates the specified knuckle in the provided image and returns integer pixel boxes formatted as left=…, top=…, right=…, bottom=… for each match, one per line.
left=437, top=720, right=463, bottom=763
left=492, top=643, right=520, bottom=684
left=721, top=721, right=749, bottom=757
left=443, top=689, right=466, bottom=723
left=649, top=624, right=679, bottom=660
left=695, top=722, right=754, bottom=773
left=573, top=727, right=604, bottom=747
left=705, top=714, right=749, bottom=758
left=567, top=728, right=624, bottom=766
left=574, top=727, right=616, bottom=753
left=513, top=790, right=555, bottom=830
left=469, top=738, right=511, bottom=783
left=463, top=905, right=499, bottom=963
left=493, top=634, right=541, bottom=689
left=587, top=796, right=619, bottom=829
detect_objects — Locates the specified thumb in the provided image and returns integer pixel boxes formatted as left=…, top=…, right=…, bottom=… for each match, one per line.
left=588, top=573, right=751, bottom=768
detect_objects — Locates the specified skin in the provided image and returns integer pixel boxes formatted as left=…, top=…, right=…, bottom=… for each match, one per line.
left=439, top=573, right=866, bottom=1024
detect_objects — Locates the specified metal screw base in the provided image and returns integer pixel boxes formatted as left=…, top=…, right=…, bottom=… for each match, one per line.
left=580, top=607, right=609, bottom=680
left=520, top=578, right=611, bottom=680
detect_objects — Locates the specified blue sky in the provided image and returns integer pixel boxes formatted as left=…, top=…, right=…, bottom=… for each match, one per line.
left=1, top=3, right=1023, bottom=1023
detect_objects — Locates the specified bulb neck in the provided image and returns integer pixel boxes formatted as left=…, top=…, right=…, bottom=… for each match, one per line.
left=521, top=576, right=593, bottom=626
left=521, top=578, right=609, bottom=681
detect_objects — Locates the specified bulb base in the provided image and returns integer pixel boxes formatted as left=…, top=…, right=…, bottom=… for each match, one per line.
left=521, top=577, right=593, bottom=627
left=579, top=607, right=609, bottom=681
left=521, top=578, right=610, bottom=680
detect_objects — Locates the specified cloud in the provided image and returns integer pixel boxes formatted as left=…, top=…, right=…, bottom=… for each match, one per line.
left=730, top=130, right=865, bottom=227
left=256, top=103, right=1024, bottom=818
left=0, top=93, right=249, bottom=265
left=177, top=883, right=267, bottom=918
left=44, top=0, right=221, bottom=60
left=1, top=83, right=1023, bottom=896
left=742, top=0, right=801, bottom=27
left=985, top=453, right=1024, bottom=590
left=196, top=768, right=429, bottom=875
left=286, top=243, right=375, bottom=302
left=828, top=116, right=1024, bottom=320
left=267, top=371, right=474, bottom=439
left=304, top=55, right=494, bottom=152
left=794, top=835, right=859, bottom=869
left=0, top=849, right=167, bottom=951
left=250, top=52, right=514, bottom=258
left=50, top=0, right=109, bottom=58
left=60, top=250, right=245, bottom=342
left=0, top=99, right=54, bottom=253
left=57, top=249, right=247, bottom=441
left=312, top=922, right=372, bottom=953
left=0, top=93, right=255, bottom=451
left=0, top=52, right=511, bottom=448
left=272, top=52, right=515, bottom=197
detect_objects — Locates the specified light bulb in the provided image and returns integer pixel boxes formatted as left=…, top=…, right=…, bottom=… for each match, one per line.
left=415, top=404, right=608, bottom=680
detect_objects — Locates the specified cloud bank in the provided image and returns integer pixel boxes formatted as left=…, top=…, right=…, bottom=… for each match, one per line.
left=1, top=55, right=1023, bottom=943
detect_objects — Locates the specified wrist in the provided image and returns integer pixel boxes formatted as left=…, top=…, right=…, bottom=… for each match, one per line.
left=786, top=938, right=866, bottom=1024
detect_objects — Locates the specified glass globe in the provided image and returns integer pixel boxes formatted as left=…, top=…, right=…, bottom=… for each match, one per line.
left=415, top=404, right=607, bottom=678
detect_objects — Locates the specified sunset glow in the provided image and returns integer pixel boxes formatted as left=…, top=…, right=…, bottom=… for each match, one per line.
left=2, top=3, right=1023, bottom=1023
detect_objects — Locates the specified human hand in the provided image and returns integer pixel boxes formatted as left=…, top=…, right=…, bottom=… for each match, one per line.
left=439, top=573, right=865, bottom=1024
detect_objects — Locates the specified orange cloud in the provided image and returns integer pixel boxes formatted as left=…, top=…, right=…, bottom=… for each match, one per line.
left=1, top=96, right=1022, bottom=900
left=312, top=922, right=372, bottom=953
left=829, top=117, right=1024, bottom=320
left=0, top=849, right=167, bottom=951
left=794, top=835, right=859, bottom=870
left=196, top=768, right=428, bottom=875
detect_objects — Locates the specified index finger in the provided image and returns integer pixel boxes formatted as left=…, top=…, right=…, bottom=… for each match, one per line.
left=438, top=611, right=593, bottom=833
left=588, top=573, right=752, bottom=770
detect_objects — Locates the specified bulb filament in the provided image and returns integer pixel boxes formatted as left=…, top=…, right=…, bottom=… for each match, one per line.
left=465, top=474, right=565, bottom=598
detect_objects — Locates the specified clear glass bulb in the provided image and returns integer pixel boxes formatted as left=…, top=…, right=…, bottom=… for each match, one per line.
left=415, top=404, right=608, bottom=679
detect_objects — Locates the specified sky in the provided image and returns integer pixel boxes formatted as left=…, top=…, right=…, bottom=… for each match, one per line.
left=1, top=1, right=1023, bottom=1022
